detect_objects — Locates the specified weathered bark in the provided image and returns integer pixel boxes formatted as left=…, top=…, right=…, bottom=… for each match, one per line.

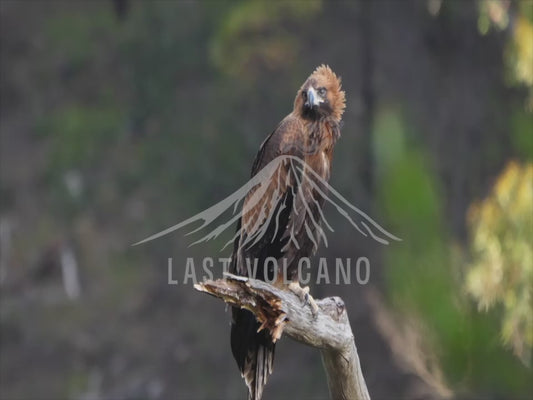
left=195, top=273, right=371, bottom=400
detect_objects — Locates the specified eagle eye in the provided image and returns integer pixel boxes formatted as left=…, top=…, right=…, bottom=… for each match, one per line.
left=318, top=87, right=327, bottom=96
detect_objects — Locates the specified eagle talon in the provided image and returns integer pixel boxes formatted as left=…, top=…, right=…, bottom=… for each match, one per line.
left=289, top=282, right=319, bottom=319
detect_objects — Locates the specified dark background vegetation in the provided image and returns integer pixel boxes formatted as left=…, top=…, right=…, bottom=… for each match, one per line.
left=1, top=1, right=532, bottom=399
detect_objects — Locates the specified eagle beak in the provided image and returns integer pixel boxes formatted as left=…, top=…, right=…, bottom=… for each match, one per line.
left=305, top=87, right=320, bottom=108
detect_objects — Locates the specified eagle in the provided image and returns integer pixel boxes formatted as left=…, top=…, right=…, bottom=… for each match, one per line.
left=230, top=65, right=346, bottom=400
left=133, top=64, right=399, bottom=398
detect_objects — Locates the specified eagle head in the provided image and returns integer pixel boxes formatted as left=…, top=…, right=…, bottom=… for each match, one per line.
left=294, top=65, right=346, bottom=122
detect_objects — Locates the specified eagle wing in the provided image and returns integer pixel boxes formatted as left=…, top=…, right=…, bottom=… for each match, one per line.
left=232, top=115, right=321, bottom=280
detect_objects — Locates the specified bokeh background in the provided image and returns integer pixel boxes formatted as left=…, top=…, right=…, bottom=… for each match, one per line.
left=1, top=1, right=532, bottom=399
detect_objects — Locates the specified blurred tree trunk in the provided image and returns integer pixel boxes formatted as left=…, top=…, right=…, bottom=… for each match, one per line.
left=358, top=0, right=375, bottom=203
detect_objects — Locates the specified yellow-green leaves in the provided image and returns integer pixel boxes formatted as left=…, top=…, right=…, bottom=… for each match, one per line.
left=466, top=161, right=533, bottom=365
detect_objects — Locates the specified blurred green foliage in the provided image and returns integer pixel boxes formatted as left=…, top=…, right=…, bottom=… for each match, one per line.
left=374, top=107, right=532, bottom=393
left=211, top=0, right=322, bottom=80
left=478, top=0, right=533, bottom=110
left=39, top=104, right=124, bottom=172
left=466, top=161, right=533, bottom=365
left=510, top=108, right=533, bottom=160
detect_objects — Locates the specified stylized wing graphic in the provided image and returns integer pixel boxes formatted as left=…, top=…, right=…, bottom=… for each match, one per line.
left=133, top=155, right=401, bottom=248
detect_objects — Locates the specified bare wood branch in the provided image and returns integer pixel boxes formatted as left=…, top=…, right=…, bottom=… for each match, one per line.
left=194, top=273, right=371, bottom=400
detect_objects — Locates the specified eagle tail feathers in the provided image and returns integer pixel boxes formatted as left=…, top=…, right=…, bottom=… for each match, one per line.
left=231, top=308, right=275, bottom=400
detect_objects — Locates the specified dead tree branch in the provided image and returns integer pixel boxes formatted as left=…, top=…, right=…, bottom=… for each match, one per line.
left=194, top=273, right=371, bottom=400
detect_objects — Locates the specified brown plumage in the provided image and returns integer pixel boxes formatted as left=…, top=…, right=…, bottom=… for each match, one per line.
left=230, top=65, right=345, bottom=400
